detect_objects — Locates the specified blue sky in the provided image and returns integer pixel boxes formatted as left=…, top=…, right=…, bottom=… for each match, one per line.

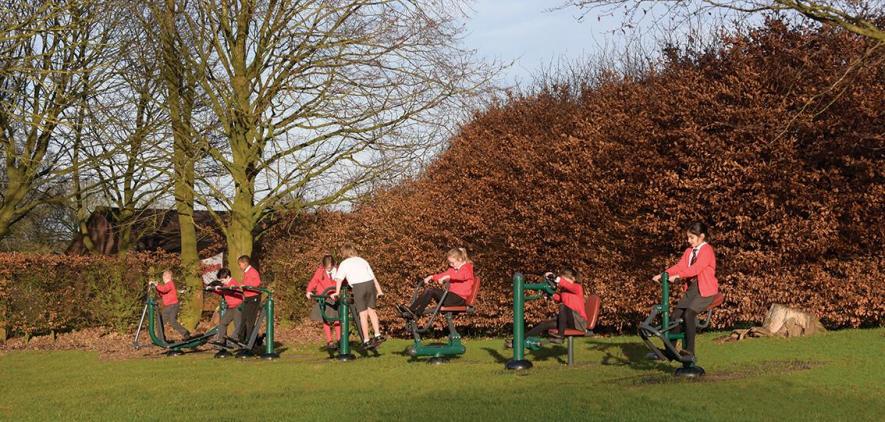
left=462, top=1, right=620, bottom=86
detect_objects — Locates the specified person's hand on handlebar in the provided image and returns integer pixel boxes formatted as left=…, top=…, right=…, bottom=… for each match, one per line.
left=652, top=274, right=661, bottom=282
left=423, top=275, right=433, bottom=284
left=305, top=292, right=313, bottom=299
left=330, top=290, right=339, bottom=300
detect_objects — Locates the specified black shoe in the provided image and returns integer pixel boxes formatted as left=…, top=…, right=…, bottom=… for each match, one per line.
left=359, top=341, right=375, bottom=351
left=325, top=341, right=338, bottom=351
left=370, top=335, right=386, bottom=347
left=504, top=338, right=513, bottom=349
left=549, top=336, right=564, bottom=345
left=396, top=304, right=416, bottom=320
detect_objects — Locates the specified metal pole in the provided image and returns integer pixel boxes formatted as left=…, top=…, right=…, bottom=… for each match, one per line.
left=506, top=272, right=532, bottom=370
left=261, top=292, right=279, bottom=359
left=337, top=286, right=355, bottom=361
left=661, top=272, right=670, bottom=334
left=132, top=302, right=148, bottom=349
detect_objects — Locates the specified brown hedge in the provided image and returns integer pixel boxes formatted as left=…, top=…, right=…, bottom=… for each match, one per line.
left=264, top=20, right=884, bottom=335
left=0, top=253, right=180, bottom=338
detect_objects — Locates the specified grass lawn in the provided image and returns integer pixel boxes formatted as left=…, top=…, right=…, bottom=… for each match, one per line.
left=1, top=328, right=883, bottom=421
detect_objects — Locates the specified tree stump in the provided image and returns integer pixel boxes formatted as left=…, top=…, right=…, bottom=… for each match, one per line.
left=717, top=304, right=826, bottom=343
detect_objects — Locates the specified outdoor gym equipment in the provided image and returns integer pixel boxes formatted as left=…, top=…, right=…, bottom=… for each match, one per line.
left=402, top=277, right=481, bottom=364
left=312, top=284, right=367, bottom=361
left=132, top=285, right=218, bottom=356
left=638, top=272, right=725, bottom=377
left=210, top=286, right=279, bottom=360
left=505, top=272, right=601, bottom=369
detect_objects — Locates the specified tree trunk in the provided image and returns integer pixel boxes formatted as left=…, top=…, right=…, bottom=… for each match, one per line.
left=226, top=190, right=255, bottom=279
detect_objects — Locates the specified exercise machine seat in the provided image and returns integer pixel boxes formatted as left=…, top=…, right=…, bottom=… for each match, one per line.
left=548, top=294, right=601, bottom=337
left=706, top=293, right=725, bottom=310
left=440, top=277, right=481, bottom=313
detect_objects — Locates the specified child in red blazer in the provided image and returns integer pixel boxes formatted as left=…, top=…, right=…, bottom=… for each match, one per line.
left=307, top=255, right=340, bottom=350
left=397, top=247, right=475, bottom=318
left=150, top=270, right=191, bottom=340
left=209, top=268, right=244, bottom=348
left=652, top=222, right=719, bottom=357
left=508, top=269, right=587, bottom=347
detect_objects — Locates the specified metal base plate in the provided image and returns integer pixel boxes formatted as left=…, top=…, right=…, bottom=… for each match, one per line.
left=505, top=359, right=533, bottom=370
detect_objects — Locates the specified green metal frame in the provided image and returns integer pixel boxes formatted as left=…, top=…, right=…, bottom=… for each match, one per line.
left=506, top=272, right=557, bottom=370
left=314, top=285, right=363, bottom=361
left=402, top=281, right=471, bottom=362
left=145, top=294, right=217, bottom=352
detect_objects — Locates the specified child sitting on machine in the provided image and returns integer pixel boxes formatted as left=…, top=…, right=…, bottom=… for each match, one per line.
left=150, top=270, right=191, bottom=340
left=306, top=255, right=341, bottom=350
left=397, top=247, right=475, bottom=319
left=507, top=268, right=587, bottom=347
left=208, top=268, right=243, bottom=350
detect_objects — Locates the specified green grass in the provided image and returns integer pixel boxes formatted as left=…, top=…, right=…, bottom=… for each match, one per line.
left=1, top=329, right=883, bottom=421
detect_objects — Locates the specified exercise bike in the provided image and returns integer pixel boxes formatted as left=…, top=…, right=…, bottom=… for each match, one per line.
left=399, top=277, right=481, bottom=364
left=638, top=272, right=724, bottom=377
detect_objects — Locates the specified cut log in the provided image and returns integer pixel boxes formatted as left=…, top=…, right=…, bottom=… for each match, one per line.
left=715, top=304, right=826, bottom=343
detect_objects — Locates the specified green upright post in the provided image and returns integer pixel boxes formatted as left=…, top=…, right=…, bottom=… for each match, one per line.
left=506, top=272, right=532, bottom=370
left=337, top=286, right=356, bottom=361
left=261, top=291, right=279, bottom=360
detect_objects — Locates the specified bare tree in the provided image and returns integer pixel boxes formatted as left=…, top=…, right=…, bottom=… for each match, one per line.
left=173, top=0, right=495, bottom=274
left=563, top=0, right=884, bottom=42
left=0, top=1, right=121, bottom=240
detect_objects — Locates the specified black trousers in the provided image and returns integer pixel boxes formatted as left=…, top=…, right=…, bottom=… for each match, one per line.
left=526, top=304, right=576, bottom=338
left=239, top=297, right=261, bottom=343
left=670, top=307, right=699, bottom=354
left=409, top=288, right=466, bottom=315
left=160, top=303, right=190, bottom=338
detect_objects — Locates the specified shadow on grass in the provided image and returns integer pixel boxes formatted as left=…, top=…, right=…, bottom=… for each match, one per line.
left=481, top=344, right=567, bottom=365
left=586, top=340, right=674, bottom=374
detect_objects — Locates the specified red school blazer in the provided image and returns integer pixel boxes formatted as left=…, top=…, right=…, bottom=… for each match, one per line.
left=666, top=244, right=719, bottom=297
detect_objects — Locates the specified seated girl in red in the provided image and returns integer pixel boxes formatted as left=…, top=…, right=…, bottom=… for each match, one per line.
left=398, top=247, right=475, bottom=319
left=512, top=268, right=587, bottom=346
left=306, top=255, right=340, bottom=350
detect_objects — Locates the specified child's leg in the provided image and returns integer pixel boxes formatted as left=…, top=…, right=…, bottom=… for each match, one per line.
left=409, top=287, right=445, bottom=315
left=367, top=308, right=381, bottom=337
left=358, top=309, right=371, bottom=343
left=683, top=309, right=699, bottom=354
left=334, top=322, right=341, bottom=341
left=556, top=304, right=575, bottom=337
left=525, top=319, right=557, bottom=338
left=322, top=323, right=333, bottom=342
left=167, top=304, right=191, bottom=337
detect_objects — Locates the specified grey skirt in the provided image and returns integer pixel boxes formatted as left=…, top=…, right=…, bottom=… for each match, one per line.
left=309, top=300, right=339, bottom=322
left=675, top=280, right=715, bottom=313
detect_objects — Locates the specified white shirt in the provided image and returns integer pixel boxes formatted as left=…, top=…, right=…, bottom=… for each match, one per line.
left=689, top=242, right=707, bottom=266
left=333, top=257, right=376, bottom=285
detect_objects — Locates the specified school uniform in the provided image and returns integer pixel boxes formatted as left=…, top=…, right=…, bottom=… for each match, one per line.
left=211, top=279, right=244, bottom=345
left=154, top=280, right=190, bottom=338
left=239, top=266, right=262, bottom=343
left=666, top=242, right=719, bottom=353
left=333, top=257, right=378, bottom=312
left=525, top=276, right=587, bottom=338
left=410, top=262, right=475, bottom=316
left=308, top=266, right=339, bottom=321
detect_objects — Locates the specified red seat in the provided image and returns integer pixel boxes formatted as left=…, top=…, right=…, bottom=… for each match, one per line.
left=440, top=277, right=481, bottom=313
left=706, top=293, right=725, bottom=310
left=547, top=294, right=602, bottom=337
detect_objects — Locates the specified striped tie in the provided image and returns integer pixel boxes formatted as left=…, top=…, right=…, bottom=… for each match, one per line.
left=690, top=248, right=699, bottom=266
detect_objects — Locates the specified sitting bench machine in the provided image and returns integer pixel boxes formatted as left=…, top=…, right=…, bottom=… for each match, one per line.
left=402, top=277, right=481, bottom=364
left=506, top=272, right=601, bottom=369
left=638, top=272, right=724, bottom=377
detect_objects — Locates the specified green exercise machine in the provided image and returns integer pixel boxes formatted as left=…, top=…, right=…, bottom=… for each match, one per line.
left=638, top=272, right=724, bottom=377
left=312, top=284, right=368, bottom=361
left=400, top=277, right=481, bottom=364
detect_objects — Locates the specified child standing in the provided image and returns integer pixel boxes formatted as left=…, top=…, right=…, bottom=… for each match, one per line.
left=307, top=255, right=341, bottom=350
left=209, top=268, right=243, bottom=349
left=652, top=222, right=719, bottom=357
left=237, top=255, right=262, bottom=345
left=333, top=244, right=385, bottom=350
left=150, top=270, right=191, bottom=340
